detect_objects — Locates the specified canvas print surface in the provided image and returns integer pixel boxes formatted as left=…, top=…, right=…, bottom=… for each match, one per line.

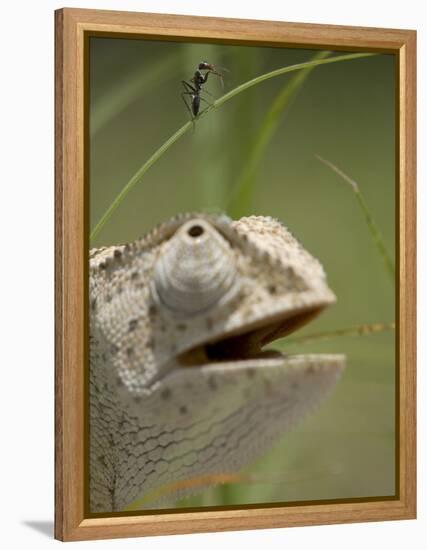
left=88, top=37, right=395, bottom=514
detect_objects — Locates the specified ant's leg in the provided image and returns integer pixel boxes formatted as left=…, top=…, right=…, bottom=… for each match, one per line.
left=196, top=96, right=215, bottom=119
left=199, top=70, right=224, bottom=89
left=181, top=92, right=196, bottom=130
left=189, top=72, right=217, bottom=98
left=201, top=87, right=217, bottom=100
left=181, top=82, right=199, bottom=129
left=199, top=95, right=213, bottom=107
left=181, top=92, right=194, bottom=118
left=182, top=80, right=197, bottom=94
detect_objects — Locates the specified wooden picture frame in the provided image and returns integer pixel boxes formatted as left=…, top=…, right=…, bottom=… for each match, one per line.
left=55, top=7, right=416, bottom=542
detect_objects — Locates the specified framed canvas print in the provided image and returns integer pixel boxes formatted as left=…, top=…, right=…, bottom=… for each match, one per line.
left=54, top=8, right=416, bottom=542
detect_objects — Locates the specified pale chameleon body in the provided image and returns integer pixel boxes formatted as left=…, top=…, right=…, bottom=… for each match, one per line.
left=89, top=214, right=345, bottom=513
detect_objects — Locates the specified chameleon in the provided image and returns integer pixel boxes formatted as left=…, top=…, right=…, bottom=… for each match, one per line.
left=89, top=213, right=345, bottom=513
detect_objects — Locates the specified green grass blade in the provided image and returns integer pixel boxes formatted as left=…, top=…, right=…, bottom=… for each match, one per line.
left=227, top=50, right=330, bottom=218
left=90, top=122, right=192, bottom=242
left=316, top=154, right=395, bottom=280
left=90, top=52, right=377, bottom=242
left=276, top=321, right=395, bottom=347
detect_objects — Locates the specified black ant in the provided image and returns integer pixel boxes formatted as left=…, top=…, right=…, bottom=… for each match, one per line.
left=181, top=62, right=227, bottom=125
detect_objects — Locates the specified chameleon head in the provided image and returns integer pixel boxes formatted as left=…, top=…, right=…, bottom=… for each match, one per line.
left=89, top=213, right=345, bottom=510
left=145, top=214, right=342, bottom=377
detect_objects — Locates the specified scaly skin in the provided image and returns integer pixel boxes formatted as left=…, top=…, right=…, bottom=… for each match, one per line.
left=89, top=214, right=345, bottom=512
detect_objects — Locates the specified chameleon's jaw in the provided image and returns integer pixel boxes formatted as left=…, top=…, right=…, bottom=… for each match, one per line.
left=177, top=303, right=326, bottom=368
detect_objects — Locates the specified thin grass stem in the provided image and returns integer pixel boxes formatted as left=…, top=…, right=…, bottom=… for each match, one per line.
left=127, top=465, right=340, bottom=510
left=90, top=52, right=377, bottom=242
left=277, top=321, right=395, bottom=347
left=316, top=155, right=395, bottom=280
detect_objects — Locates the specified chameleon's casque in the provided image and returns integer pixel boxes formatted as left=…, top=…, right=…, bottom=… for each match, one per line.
left=152, top=218, right=238, bottom=316
left=89, top=213, right=345, bottom=512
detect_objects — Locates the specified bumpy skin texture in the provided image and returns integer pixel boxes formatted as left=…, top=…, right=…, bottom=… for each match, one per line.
left=89, top=214, right=345, bottom=513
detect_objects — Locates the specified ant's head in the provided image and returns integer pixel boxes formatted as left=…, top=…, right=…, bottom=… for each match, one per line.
left=198, top=61, right=214, bottom=71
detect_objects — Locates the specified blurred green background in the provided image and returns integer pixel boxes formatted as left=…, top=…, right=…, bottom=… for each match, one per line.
left=89, top=37, right=395, bottom=508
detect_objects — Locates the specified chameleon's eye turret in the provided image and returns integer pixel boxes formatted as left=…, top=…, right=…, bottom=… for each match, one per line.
left=152, top=219, right=238, bottom=316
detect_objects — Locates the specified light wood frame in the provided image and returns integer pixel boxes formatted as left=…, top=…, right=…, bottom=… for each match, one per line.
left=55, top=7, right=416, bottom=542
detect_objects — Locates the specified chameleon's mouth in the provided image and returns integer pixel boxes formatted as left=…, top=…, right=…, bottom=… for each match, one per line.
left=178, top=304, right=325, bottom=366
